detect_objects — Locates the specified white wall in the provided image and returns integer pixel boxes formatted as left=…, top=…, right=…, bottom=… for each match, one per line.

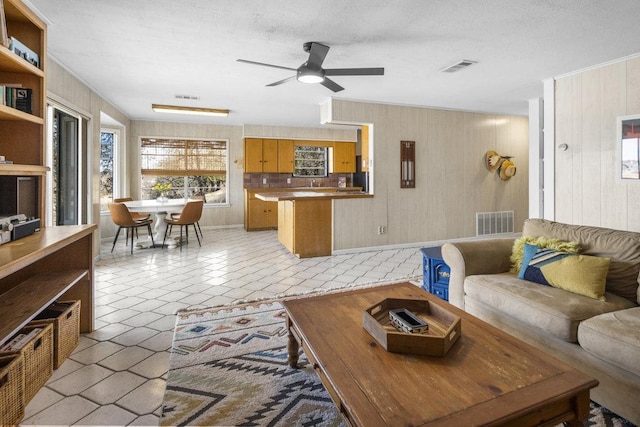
left=554, top=55, right=640, bottom=231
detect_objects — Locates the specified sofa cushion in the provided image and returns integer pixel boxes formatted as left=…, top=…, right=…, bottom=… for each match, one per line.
left=523, top=219, right=640, bottom=303
left=518, top=243, right=610, bottom=300
left=578, top=307, right=640, bottom=377
left=464, top=272, right=636, bottom=342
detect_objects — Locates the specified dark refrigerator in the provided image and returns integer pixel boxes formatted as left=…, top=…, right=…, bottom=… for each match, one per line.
left=352, top=155, right=369, bottom=192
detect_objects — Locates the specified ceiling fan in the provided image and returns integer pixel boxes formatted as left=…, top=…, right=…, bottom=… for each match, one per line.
left=237, top=42, right=384, bottom=92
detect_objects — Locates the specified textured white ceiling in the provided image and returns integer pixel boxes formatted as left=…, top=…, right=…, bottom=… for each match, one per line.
left=27, top=0, right=640, bottom=127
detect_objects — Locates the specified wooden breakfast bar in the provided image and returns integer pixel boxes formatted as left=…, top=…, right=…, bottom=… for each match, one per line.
left=255, top=190, right=372, bottom=258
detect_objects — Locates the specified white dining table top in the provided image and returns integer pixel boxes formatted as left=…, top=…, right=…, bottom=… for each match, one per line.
left=122, top=199, right=187, bottom=212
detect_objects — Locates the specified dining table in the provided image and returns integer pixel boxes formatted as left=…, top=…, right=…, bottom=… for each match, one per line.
left=122, top=199, right=187, bottom=248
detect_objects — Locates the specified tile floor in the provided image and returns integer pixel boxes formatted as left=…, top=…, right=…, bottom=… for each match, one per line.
left=20, top=226, right=423, bottom=426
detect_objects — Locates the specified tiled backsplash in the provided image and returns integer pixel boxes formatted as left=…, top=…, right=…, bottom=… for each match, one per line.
left=243, top=173, right=351, bottom=189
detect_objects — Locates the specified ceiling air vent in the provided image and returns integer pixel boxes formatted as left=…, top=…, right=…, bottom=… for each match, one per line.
left=440, top=60, right=477, bottom=73
left=175, top=94, right=200, bottom=100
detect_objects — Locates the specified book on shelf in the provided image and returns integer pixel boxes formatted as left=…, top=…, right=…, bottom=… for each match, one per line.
left=0, top=85, right=32, bottom=113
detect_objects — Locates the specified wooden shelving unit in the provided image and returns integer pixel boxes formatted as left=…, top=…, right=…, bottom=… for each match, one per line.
left=0, top=0, right=47, bottom=218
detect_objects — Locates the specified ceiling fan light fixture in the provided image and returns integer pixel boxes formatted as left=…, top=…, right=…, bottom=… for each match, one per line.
left=297, top=68, right=325, bottom=84
left=151, top=104, right=229, bottom=117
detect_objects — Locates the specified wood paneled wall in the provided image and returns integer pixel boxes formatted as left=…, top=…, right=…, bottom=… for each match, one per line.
left=48, top=59, right=132, bottom=256
left=554, top=56, right=640, bottom=231
left=129, top=121, right=245, bottom=227
left=327, top=99, right=529, bottom=250
left=243, top=124, right=356, bottom=141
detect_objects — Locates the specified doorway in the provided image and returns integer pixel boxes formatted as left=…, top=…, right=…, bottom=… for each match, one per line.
left=48, top=105, right=83, bottom=225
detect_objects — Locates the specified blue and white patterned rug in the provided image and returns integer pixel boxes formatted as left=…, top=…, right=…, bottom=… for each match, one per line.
left=161, top=301, right=342, bottom=427
left=161, top=298, right=634, bottom=427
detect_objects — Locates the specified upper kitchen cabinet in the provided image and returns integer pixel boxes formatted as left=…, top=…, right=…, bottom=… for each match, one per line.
left=330, top=141, right=356, bottom=173
left=244, top=138, right=278, bottom=173
left=0, top=0, right=47, bottom=216
left=277, top=139, right=294, bottom=173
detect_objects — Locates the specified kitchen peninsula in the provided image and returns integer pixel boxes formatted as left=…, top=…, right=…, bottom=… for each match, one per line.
left=255, top=190, right=372, bottom=258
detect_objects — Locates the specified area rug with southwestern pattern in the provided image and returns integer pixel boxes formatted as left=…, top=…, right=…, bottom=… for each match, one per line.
left=161, top=294, right=633, bottom=426
left=161, top=300, right=342, bottom=427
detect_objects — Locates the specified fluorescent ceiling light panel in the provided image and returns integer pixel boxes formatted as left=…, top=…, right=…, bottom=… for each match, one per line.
left=151, top=104, right=229, bottom=117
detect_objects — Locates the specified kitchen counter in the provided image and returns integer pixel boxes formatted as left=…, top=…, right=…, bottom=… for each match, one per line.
left=255, top=190, right=372, bottom=202
left=253, top=190, right=372, bottom=258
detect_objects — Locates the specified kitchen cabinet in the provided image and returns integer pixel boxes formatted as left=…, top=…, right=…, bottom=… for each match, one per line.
left=277, top=139, right=294, bottom=173
left=330, top=142, right=356, bottom=173
left=244, top=190, right=277, bottom=230
left=256, top=191, right=373, bottom=258
left=0, top=0, right=47, bottom=219
left=244, top=138, right=278, bottom=173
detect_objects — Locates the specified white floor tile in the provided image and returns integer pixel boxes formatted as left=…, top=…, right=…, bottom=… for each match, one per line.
left=21, top=395, right=98, bottom=426
left=128, top=351, right=170, bottom=379
left=47, top=364, right=114, bottom=396
left=23, top=386, right=64, bottom=420
left=80, top=371, right=147, bottom=405
left=110, top=327, right=160, bottom=346
left=69, top=341, right=125, bottom=365
left=75, top=404, right=138, bottom=426
left=116, top=378, right=166, bottom=415
left=21, top=227, right=423, bottom=425
left=137, top=330, right=174, bottom=352
left=84, top=322, right=133, bottom=341
left=99, top=346, right=154, bottom=371
left=129, top=413, right=160, bottom=426
left=48, top=358, right=84, bottom=383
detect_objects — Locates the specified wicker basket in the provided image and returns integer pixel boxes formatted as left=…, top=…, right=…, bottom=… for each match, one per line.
left=30, top=301, right=81, bottom=369
left=0, top=323, right=53, bottom=405
left=0, top=354, right=25, bottom=427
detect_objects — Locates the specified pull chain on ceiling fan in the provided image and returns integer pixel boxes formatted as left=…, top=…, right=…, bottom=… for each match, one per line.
left=237, top=42, right=384, bottom=92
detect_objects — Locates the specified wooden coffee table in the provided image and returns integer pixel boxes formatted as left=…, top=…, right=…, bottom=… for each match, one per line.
left=282, top=282, right=598, bottom=426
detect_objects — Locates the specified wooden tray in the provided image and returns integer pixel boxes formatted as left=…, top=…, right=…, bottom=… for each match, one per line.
left=363, top=298, right=461, bottom=356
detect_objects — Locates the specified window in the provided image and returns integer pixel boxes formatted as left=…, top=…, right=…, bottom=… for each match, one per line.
left=294, top=146, right=328, bottom=177
left=100, top=130, right=116, bottom=211
left=140, top=137, right=227, bottom=203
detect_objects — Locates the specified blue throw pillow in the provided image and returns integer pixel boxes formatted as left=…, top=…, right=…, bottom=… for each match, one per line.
left=517, top=243, right=610, bottom=300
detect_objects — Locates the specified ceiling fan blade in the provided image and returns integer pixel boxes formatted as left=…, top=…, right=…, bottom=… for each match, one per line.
left=307, top=42, right=330, bottom=68
left=325, top=67, right=385, bottom=76
left=237, top=59, right=296, bottom=72
left=267, top=75, right=297, bottom=87
left=321, top=77, right=344, bottom=93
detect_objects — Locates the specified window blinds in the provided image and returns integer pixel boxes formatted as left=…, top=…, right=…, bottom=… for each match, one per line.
left=140, top=138, right=227, bottom=176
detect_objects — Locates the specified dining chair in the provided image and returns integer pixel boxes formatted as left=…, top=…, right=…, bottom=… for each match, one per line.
left=114, top=197, right=151, bottom=221
left=114, top=197, right=151, bottom=240
left=162, top=200, right=204, bottom=251
left=169, top=195, right=204, bottom=239
left=108, top=202, right=155, bottom=254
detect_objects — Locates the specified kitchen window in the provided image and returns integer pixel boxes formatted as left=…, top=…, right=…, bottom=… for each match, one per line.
left=140, top=137, right=228, bottom=203
left=294, top=146, right=328, bottom=177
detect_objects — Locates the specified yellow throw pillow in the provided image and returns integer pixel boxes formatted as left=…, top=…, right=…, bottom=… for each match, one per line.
left=510, top=236, right=581, bottom=273
left=519, top=243, right=610, bottom=300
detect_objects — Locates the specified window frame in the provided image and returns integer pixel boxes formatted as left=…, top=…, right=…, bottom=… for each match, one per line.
left=293, top=145, right=328, bottom=178
left=139, top=136, right=229, bottom=204
left=99, top=128, right=119, bottom=212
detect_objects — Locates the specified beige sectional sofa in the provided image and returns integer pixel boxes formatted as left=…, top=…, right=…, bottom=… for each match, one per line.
left=441, top=219, right=640, bottom=425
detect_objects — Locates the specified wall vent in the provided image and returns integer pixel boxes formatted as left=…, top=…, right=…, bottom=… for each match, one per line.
left=175, top=94, right=200, bottom=100
left=440, top=60, right=477, bottom=73
left=476, top=211, right=514, bottom=236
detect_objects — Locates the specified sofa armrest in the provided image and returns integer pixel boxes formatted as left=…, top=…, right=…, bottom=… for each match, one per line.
left=442, top=239, right=515, bottom=310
